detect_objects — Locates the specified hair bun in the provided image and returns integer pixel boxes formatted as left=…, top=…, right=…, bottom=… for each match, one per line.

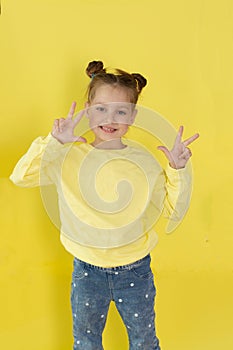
left=86, top=60, right=106, bottom=78
left=131, top=73, right=147, bottom=92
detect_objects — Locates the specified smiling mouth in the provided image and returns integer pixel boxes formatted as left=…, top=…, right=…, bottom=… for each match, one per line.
left=99, top=125, right=117, bottom=133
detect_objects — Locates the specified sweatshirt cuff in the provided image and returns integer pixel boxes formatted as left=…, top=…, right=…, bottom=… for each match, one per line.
left=165, top=163, right=188, bottom=174
left=165, top=163, right=192, bottom=185
left=39, top=133, right=66, bottom=149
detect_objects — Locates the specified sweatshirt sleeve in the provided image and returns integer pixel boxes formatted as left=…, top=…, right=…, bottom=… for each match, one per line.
left=9, top=133, right=66, bottom=187
left=151, top=164, right=192, bottom=233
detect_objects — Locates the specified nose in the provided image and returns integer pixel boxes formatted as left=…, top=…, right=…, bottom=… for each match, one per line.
left=105, top=109, right=116, bottom=124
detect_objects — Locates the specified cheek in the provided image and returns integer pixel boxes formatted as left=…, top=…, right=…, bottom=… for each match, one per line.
left=88, top=111, right=106, bottom=128
left=89, top=115, right=99, bottom=129
left=120, top=125, right=129, bottom=133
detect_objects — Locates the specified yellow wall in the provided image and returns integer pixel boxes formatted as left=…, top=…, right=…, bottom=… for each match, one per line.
left=1, top=0, right=233, bottom=349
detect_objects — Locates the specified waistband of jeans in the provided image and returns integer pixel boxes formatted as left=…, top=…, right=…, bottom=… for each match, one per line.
left=74, top=254, right=150, bottom=272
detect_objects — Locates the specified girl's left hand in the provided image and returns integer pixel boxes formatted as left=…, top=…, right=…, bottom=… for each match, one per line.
left=157, top=126, right=199, bottom=169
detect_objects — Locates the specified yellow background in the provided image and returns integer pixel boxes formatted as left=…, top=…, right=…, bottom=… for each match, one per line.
left=1, top=0, right=233, bottom=349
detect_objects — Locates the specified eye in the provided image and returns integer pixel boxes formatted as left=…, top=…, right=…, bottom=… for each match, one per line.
left=117, top=110, right=127, bottom=116
left=96, top=106, right=106, bottom=112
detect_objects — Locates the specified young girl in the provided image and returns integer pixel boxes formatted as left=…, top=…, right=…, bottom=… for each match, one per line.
left=10, top=60, right=199, bottom=350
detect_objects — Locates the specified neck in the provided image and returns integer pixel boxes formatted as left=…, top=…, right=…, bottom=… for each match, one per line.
left=91, top=138, right=127, bottom=150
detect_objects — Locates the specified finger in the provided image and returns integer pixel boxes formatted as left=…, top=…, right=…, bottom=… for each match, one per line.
left=52, top=119, right=59, bottom=133
left=183, top=133, right=200, bottom=147
left=157, top=146, right=173, bottom=163
left=72, top=136, right=87, bottom=143
left=73, top=109, right=86, bottom=126
left=179, top=147, right=192, bottom=159
left=58, top=118, right=65, bottom=132
left=174, top=125, right=184, bottom=145
left=53, top=119, right=59, bottom=127
left=67, top=101, right=77, bottom=119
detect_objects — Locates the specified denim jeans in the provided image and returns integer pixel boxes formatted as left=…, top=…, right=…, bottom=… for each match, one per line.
left=71, top=254, right=161, bottom=350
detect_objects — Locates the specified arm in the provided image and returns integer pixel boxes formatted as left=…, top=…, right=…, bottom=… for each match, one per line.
left=163, top=164, right=192, bottom=232
left=156, top=125, right=199, bottom=232
left=151, top=164, right=191, bottom=230
left=9, top=133, right=66, bottom=187
left=10, top=102, right=86, bottom=187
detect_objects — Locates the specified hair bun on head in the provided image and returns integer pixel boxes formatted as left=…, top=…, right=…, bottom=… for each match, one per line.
left=85, top=61, right=147, bottom=104
left=86, top=60, right=106, bottom=78
left=131, top=73, right=147, bottom=93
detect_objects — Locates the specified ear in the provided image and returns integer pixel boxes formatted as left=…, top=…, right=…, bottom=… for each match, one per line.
left=85, top=101, right=90, bottom=118
left=129, top=108, right=137, bottom=125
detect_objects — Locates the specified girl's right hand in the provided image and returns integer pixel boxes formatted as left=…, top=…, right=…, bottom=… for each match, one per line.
left=51, top=101, right=87, bottom=144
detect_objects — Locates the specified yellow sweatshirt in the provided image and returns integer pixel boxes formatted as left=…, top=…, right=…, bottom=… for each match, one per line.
left=10, top=133, right=192, bottom=267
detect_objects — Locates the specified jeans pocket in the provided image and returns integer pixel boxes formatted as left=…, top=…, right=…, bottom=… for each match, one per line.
left=131, top=260, right=153, bottom=280
left=72, top=259, right=86, bottom=280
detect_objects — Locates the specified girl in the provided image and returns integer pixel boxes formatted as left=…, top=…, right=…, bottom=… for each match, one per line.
left=10, top=60, right=199, bottom=350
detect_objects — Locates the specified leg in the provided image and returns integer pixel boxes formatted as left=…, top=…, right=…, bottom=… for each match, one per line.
left=71, top=259, right=111, bottom=350
left=113, top=256, right=161, bottom=349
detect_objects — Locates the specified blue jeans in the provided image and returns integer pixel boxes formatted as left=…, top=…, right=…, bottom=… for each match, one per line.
left=71, top=254, right=161, bottom=350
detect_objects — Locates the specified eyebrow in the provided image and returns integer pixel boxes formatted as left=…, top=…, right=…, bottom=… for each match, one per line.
left=94, top=102, right=131, bottom=109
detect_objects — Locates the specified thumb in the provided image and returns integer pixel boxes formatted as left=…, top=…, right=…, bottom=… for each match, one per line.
left=157, top=145, right=170, bottom=158
left=157, top=146, right=174, bottom=164
left=72, top=136, right=87, bottom=143
left=158, top=146, right=177, bottom=168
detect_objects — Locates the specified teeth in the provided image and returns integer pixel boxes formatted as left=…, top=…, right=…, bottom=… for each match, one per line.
left=101, top=126, right=116, bottom=133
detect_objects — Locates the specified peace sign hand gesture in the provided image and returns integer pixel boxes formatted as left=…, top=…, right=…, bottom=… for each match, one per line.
left=157, top=126, right=199, bottom=169
left=51, top=101, right=87, bottom=144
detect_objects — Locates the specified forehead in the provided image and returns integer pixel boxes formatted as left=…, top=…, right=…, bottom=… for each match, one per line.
left=91, top=84, right=132, bottom=104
